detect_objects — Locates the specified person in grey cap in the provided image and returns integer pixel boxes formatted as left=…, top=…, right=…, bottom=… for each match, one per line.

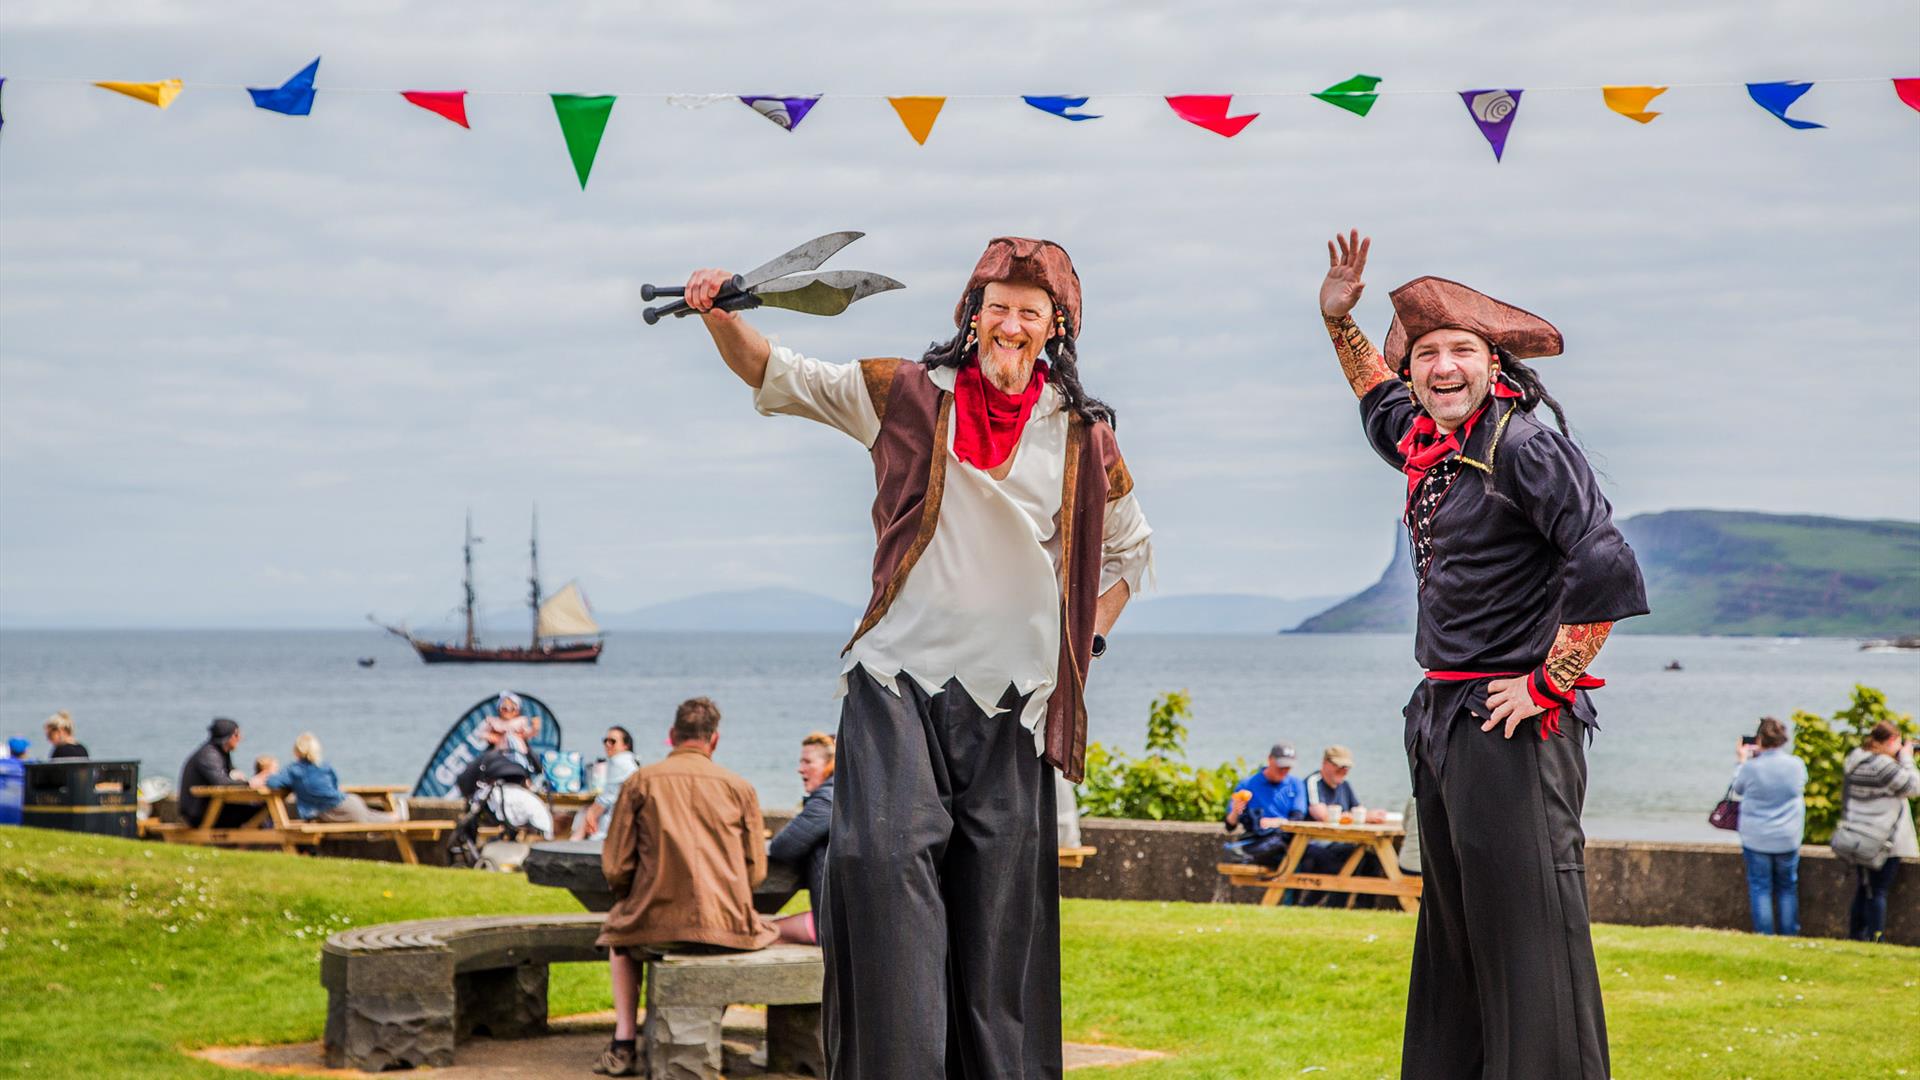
left=1224, top=742, right=1308, bottom=865
left=176, top=717, right=251, bottom=828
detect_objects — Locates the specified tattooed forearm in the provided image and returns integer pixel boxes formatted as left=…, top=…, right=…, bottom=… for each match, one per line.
left=1324, top=313, right=1392, bottom=399
left=1544, top=621, right=1613, bottom=695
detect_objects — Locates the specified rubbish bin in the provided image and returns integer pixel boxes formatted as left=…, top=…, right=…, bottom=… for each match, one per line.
left=22, top=759, right=139, bottom=838
left=0, top=757, right=22, bottom=826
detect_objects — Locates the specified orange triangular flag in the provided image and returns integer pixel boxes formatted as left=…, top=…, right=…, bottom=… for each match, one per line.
left=96, top=79, right=184, bottom=109
left=1602, top=85, right=1667, bottom=124
left=888, top=96, right=946, bottom=145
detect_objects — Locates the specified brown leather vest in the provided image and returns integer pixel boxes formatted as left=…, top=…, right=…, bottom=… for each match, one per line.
left=842, top=359, right=1132, bottom=782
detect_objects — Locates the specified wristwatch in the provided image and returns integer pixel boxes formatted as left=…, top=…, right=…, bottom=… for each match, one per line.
left=1091, top=633, right=1107, bottom=659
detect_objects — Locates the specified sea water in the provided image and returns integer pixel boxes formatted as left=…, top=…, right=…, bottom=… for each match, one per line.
left=2, top=629, right=1913, bottom=842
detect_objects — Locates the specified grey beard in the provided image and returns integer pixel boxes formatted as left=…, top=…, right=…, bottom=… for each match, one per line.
left=981, top=350, right=1037, bottom=393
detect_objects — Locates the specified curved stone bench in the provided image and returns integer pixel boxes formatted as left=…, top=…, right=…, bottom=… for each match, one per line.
left=322, top=913, right=606, bottom=1070
left=321, top=915, right=825, bottom=1077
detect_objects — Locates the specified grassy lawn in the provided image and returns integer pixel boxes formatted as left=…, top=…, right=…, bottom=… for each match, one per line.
left=4, top=828, right=1917, bottom=1079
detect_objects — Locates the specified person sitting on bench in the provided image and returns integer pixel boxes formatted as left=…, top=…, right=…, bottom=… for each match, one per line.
left=254, top=732, right=398, bottom=823
left=177, top=718, right=257, bottom=830
left=768, top=731, right=836, bottom=945
left=593, top=697, right=778, bottom=1077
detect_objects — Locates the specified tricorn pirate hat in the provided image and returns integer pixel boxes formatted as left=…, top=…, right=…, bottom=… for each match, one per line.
left=956, top=236, right=1083, bottom=337
left=1382, top=276, right=1562, bottom=373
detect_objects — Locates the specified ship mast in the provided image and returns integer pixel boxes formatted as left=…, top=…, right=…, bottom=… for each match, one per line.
left=528, top=505, right=542, bottom=649
left=462, top=511, right=479, bottom=649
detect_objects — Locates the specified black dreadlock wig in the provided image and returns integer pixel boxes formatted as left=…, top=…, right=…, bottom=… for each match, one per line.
left=922, top=288, right=1116, bottom=428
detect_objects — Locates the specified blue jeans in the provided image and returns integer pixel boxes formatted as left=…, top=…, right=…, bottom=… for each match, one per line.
left=1849, top=858, right=1901, bottom=942
left=1742, top=848, right=1800, bottom=935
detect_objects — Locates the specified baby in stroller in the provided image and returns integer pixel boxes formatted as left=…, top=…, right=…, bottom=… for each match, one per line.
left=447, top=740, right=555, bottom=870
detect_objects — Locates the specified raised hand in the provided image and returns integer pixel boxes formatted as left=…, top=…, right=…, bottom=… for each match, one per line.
left=1320, top=230, right=1370, bottom=318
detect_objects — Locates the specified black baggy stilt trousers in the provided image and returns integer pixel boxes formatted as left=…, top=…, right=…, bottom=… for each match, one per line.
left=820, top=666, right=1062, bottom=1080
left=1402, top=712, right=1610, bottom=1080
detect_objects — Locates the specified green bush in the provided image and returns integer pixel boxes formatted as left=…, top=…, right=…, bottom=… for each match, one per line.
left=1077, top=690, right=1247, bottom=822
left=1790, top=684, right=1916, bottom=844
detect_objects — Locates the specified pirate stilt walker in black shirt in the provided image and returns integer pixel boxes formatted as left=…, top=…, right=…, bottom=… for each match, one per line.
left=1317, top=231, right=1649, bottom=1080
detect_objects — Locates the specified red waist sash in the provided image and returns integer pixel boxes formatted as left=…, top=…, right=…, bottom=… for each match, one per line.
left=1423, top=669, right=1605, bottom=740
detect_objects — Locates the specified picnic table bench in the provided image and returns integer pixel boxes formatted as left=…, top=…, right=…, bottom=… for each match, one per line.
left=1217, top=819, right=1422, bottom=912
left=322, top=914, right=825, bottom=1077
left=149, top=785, right=452, bottom=864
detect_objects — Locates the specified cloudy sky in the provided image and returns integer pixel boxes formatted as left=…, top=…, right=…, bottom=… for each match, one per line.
left=1, top=1, right=1915, bottom=628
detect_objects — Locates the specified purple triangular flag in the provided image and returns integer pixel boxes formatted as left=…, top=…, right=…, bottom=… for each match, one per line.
left=740, top=95, right=820, bottom=131
left=1459, top=88, right=1523, bottom=161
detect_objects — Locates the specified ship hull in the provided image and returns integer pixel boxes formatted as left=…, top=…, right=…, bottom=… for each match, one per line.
left=411, top=640, right=603, bottom=664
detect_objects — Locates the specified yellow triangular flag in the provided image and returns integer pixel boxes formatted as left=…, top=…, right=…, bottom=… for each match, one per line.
left=1602, top=85, right=1666, bottom=124
left=888, top=96, right=946, bottom=145
left=96, top=79, right=185, bottom=109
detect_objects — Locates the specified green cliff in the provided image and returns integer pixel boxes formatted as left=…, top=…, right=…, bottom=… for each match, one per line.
left=1293, top=510, right=1920, bottom=637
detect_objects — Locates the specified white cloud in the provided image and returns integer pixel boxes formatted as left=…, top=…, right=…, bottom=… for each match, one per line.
left=0, top=1, right=1915, bottom=623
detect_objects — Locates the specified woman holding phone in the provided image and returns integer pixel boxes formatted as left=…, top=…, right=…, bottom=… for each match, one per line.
left=1731, top=717, right=1808, bottom=935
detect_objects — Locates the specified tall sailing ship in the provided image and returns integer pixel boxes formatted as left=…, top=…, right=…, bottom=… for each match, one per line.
left=373, top=511, right=604, bottom=664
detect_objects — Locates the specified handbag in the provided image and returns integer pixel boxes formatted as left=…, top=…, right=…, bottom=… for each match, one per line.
left=1708, top=785, right=1740, bottom=831
left=1829, top=770, right=1897, bottom=869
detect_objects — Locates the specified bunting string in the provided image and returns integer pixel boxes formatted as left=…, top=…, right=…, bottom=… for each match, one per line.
left=0, top=70, right=1910, bottom=188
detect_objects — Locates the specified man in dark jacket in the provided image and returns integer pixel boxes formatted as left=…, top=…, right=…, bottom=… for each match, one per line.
left=1318, top=232, right=1649, bottom=1080
left=769, top=731, right=836, bottom=943
left=176, top=718, right=253, bottom=828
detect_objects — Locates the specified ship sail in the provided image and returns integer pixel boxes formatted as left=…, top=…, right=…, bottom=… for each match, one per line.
left=536, top=581, right=600, bottom=640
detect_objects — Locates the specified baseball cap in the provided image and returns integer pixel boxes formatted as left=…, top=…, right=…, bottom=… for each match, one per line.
left=1268, top=742, right=1298, bottom=765
left=8, top=736, right=30, bottom=756
left=1324, top=745, right=1355, bottom=768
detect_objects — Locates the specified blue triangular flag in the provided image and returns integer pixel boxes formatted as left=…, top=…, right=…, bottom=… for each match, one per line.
left=249, top=57, right=320, bottom=116
left=1745, top=81, right=1824, bottom=130
left=1023, top=95, right=1101, bottom=121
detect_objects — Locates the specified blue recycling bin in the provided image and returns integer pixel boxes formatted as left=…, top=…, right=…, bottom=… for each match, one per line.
left=0, top=758, right=24, bottom=826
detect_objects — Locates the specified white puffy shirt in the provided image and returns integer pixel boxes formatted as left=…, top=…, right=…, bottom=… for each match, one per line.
left=753, top=344, right=1154, bottom=751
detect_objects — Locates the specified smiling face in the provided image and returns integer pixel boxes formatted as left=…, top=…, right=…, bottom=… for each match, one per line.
left=975, top=281, right=1058, bottom=393
left=1408, top=328, right=1497, bottom=432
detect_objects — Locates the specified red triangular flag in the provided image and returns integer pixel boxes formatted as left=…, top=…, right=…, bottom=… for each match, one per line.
left=1165, top=94, right=1259, bottom=138
left=402, top=90, right=470, bottom=128
left=1896, top=78, right=1920, bottom=114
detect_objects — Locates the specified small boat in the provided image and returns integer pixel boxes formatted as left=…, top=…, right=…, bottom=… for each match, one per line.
left=371, top=510, right=604, bottom=665
left=1664, top=660, right=1683, bottom=671
left=357, top=657, right=378, bottom=668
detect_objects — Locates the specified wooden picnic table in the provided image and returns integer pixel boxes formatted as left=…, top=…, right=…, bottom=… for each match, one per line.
left=1217, top=819, right=1422, bottom=913
left=153, top=784, right=451, bottom=864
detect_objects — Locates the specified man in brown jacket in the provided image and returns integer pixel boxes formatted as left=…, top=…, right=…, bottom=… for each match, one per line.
left=593, top=697, right=777, bottom=1076
left=678, top=238, right=1153, bottom=1078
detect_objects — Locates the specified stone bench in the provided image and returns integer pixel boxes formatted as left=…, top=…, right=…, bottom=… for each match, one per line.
left=320, top=914, right=824, bottom=1078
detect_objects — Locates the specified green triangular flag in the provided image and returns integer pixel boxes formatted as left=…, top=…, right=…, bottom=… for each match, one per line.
left=551, top=94, right=616, bottom=189
left=1314, top=74, right=1382, bottom=117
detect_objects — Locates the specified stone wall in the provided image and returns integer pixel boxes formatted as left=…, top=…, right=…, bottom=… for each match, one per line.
left=1057, top=817, right=1919, bottom=945
left=135, top=797, right=1916, bottom=945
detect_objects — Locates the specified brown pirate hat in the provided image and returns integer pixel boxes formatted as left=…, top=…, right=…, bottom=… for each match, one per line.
left=956, top=237, right=1083, bottom=336
left=1382, top=276, right=1562, bottom=373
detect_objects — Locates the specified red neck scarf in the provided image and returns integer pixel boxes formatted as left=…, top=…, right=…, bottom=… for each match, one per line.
left=953, top=358, right=1047, bottom=471
left=1393, top=380, right=1520, bottom=495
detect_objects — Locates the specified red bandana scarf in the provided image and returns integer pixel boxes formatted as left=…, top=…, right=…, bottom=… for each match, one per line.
left=1393, top=379, right=1520, bottom=496
left=953, top=358, right=1047, bottom=470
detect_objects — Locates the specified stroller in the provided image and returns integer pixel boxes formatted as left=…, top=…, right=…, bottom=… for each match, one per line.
left=447, top=746, right=556, bottom=871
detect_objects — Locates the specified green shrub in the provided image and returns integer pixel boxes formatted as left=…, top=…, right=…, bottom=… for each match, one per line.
left=1077, top=690, right=1247, bottom=822
left=1790, top=684, right=1916, bottom=844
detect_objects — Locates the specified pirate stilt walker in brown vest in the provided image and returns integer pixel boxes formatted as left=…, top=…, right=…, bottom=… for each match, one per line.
left=1317, top=232, right=1648, bottom=1080
left=682, top=238, right=1152, bottom=1079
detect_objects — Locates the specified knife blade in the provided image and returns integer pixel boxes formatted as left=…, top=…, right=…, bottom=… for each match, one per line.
left=737, top=231, right=866, bottom=290
left=746, top=270, right=906, bottom=316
